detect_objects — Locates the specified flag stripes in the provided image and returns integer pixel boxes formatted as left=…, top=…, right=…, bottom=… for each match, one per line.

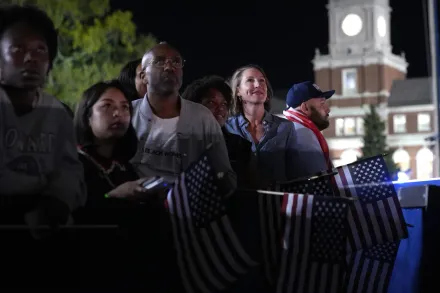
left=333, top=157, right=408, bottom=252
left=167, top=155, right=257, bottom=293
left=276, top=193, right=349, bottom=293
left=344, top=241, right=399, bottom=293
left=258, top=192, right=283, bottom=284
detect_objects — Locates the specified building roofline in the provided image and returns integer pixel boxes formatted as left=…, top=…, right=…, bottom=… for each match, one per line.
left=312, top=51, right=408, bottom=73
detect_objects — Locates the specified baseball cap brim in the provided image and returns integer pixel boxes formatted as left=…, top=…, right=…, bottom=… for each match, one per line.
left=321, top=90, right=335, bottom=99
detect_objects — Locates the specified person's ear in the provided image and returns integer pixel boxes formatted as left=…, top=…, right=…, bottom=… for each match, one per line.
left=140, top=70, right=147, bottom=85
left=300, top=102, right=309, bottom=113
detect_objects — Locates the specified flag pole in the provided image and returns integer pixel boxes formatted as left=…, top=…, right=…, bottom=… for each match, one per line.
left=0, top=225, right=119, bottom=230
left=428, top=0, right=440, bottom=175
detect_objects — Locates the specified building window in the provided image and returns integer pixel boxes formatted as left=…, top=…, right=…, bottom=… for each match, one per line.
left=416, top=148, right=434, bottom=179
left=417, top=113, right=431, bottom=131
left=393, top=114, right=406, bottom=133
left=336, top=118, right=344, bottom=136
left=339, top=149, right=361, bottom=166
left=344, top=118, right=356, bottom=136
left=392, top=148, right=410, bottom=171
left=342, top=68, right=358, bottom=96
left=335, top=117, right=363, bottom=136
left=356, top=117, right=364, bottom=135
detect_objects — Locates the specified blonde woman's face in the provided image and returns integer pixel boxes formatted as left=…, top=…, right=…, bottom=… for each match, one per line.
left=236, top=68, right=267, bottom=104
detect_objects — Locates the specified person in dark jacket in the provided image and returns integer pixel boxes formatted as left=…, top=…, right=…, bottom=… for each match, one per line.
left=183, top=76, right=267, bottom=292
left=73, top=80, right=151, bottom=220
left=73, top=80, right=168, bottom=289
left=182, top=75, right=255, bottom=188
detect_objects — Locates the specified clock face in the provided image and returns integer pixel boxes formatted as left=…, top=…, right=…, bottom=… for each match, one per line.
left=377, top=16, right=387, bottom=37
left=341, top=14, right=363, bottom=36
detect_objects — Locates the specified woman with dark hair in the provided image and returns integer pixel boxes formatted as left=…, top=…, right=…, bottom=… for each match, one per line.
left=73, top=80, right=154, bottom=221
left=73, top=80, right=161, bottom=289
left=225, top=64, right=301, bottom=184
left=182, top=75, right=232, bottom=125
left=182, top=75, right=255, bottom=187
left=118, top=58, right=145, bottom=101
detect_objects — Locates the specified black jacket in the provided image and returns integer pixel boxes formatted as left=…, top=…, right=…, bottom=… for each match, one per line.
left=222, top=127, right=253, bottom=188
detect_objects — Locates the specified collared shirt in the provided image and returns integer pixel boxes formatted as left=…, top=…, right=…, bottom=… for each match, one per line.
left=225, top=112, right=300, bottom=182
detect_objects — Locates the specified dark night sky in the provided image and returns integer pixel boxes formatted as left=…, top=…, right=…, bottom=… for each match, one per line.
left=111, top=0, right=429, bottom=91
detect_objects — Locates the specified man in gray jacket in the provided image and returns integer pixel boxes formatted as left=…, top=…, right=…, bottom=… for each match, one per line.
left=283, top=81, right=335, bottom=177
left=131, top=42, right=236, bottom=189
left=130, top=42, right=237, bottom=292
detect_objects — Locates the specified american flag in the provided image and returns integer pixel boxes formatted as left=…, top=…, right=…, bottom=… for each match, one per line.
left=259, top=172, right=337, bottom=285
left=277, top=171, right=336, bottom=197
left=278, top=155, right=408, bottom=252
left=166, top=153, right=257, bottom=293
left=333, top=156, right=408, bottom=252
left=257, top=192, right=283, bottom=284
left=276, top=193, right=350, bottom=293
left=344, top=241, right=399, bottom=293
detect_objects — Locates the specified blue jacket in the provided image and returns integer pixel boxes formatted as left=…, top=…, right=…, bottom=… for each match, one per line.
left=290, top=121, right=329, bottom=176
left=225, top=112, right=300, bottom=182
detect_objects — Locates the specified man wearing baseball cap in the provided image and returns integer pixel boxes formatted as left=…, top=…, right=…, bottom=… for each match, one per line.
left=283, top=81, right=335, bottom=174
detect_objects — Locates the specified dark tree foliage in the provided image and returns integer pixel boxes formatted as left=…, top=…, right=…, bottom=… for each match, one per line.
left=360, top=104, right=398, bottom=180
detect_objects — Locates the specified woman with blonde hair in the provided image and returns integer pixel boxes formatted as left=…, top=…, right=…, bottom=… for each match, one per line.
left=225, top=64, right=300, bottom=185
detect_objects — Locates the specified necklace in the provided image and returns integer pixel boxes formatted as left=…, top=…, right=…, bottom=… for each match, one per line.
left=77, top=146, right=126, bottom=188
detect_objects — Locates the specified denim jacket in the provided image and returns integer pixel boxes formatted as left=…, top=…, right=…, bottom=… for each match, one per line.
left=225, top=112, right=300, bottom=182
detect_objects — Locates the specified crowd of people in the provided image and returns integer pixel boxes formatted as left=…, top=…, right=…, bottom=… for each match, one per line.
left=0, top=4, right=337, bottom=290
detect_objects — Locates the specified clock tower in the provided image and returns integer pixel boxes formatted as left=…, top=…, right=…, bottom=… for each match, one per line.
left=313, top=0, right=409, bottom=166
left=329, top=0, right=392, bottom=56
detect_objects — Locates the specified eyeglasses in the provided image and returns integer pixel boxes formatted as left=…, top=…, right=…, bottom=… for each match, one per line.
left=148, top=57, right=185, bottom=69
